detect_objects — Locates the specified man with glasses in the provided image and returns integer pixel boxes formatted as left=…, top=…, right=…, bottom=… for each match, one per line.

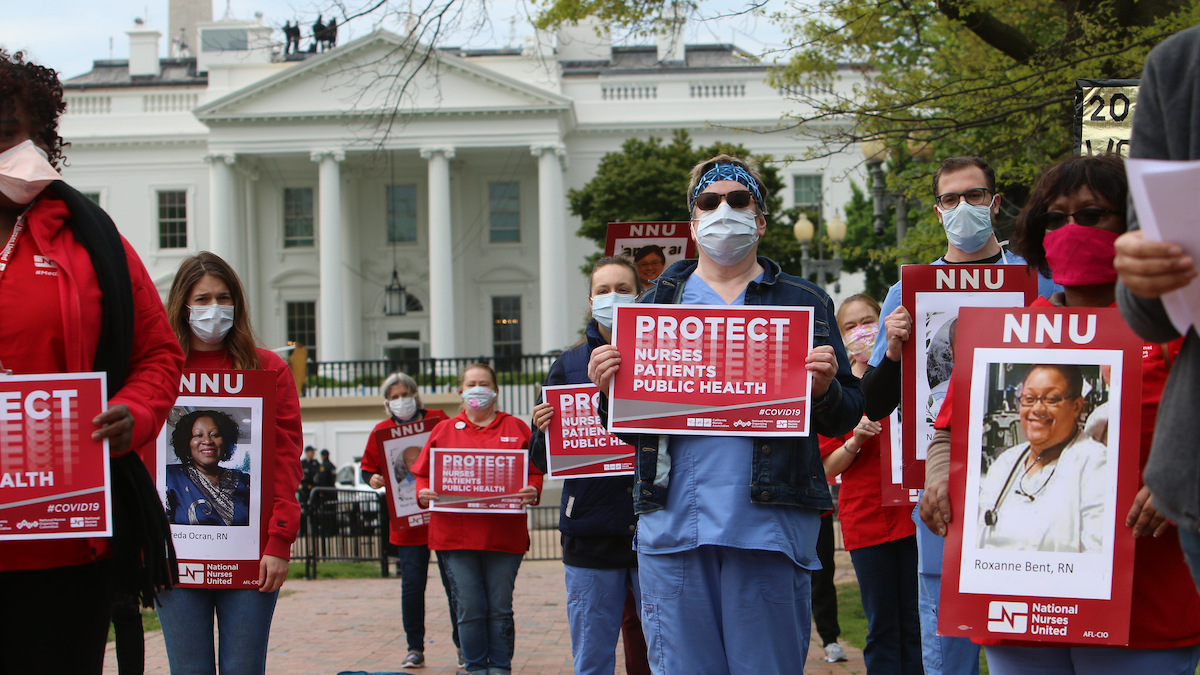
left=862, top=156, right=1058, bottom=675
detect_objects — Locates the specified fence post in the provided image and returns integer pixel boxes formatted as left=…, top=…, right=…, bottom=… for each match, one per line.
left=378, top=492, right=389, bottom=578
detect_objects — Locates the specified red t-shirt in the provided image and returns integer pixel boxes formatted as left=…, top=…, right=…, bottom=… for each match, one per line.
left=360, top=409, right=449, bottom=546
left=936, top=297, right=1200, bottom=649
left=412, top=411, right=542, bottom=554
left=820, top=423, right=916, bottom=551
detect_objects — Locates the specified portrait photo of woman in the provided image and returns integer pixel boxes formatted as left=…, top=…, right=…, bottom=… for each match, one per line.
left=165, top=408, right=252, bottom=527
left=976, top=363, right=1109, bottom=554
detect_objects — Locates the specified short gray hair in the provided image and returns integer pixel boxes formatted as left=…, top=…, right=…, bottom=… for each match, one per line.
left=380, top=371, right=422, bottom=408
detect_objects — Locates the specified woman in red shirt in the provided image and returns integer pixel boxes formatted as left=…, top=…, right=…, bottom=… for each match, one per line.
left=0, top=50, right=184, bottom=674
left=413, top=363, right=542, bottom=675
left=359, top=371, right=458, bottom=669
left=820, top=293, right=922, bottom=674
left=920, top=154, right=1200, bottom=673
left=156, top=252, right=304, bottom=675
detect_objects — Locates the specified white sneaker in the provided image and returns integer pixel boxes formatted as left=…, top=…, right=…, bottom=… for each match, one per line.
left=823, top=642, right=848, bottom=663
left=456, top=647, right=465, bottom=668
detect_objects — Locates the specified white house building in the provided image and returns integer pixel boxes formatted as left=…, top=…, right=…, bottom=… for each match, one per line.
left=55, top=2, right=868, bottom=462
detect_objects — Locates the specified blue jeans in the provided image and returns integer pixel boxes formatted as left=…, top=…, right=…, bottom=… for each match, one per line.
left=155, top=587, right=279, bottom=675
left=849, top=536, right=922, bottom=675
left=564, top=565, right=641, bottom=675
left=1176, top=529, right=1200, bottom=596
left=440, top=550, right=523, bottom=674
left=985, top=643, right=1200, bottom=674
left=397, top=545, right=460, bottom=652
left=638, top=546, right=811, bottom=675
left=915, top=501, right=980, bottom=675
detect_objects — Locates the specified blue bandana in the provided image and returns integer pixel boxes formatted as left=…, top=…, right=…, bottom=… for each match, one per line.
left=690, top=162, right=766, bottom=214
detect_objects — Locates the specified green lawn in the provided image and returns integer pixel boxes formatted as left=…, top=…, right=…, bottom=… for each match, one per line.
left=286, top=560, right=385, bottom=580
left=834, top=579, right=989, bottom=675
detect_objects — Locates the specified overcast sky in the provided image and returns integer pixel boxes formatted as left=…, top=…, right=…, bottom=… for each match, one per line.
left=2, top=0, right=791, bottom=81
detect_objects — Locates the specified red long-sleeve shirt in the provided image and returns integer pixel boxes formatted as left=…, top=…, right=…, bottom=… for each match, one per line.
left=360, top=409, right=449, bottom=546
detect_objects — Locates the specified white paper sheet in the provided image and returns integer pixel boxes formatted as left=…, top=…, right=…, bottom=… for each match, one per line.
left=1125, top=158, right=1200, bottom=334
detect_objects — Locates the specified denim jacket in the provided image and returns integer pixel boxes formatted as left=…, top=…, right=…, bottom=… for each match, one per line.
left=599, top=256, right=864, bottom=515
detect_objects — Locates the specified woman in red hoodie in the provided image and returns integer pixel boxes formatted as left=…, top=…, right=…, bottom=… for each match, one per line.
left=155, top=252, right=304, bottom=675
left=413, top=362, right=542, bottom=675
left=0, top=51, right=184, bottom=674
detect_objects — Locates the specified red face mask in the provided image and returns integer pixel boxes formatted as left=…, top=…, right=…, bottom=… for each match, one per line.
left=1043, top=223, right=1120, bottom=286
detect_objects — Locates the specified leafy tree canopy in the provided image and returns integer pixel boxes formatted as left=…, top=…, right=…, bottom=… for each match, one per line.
left=570, top=129, right=808, bottom=273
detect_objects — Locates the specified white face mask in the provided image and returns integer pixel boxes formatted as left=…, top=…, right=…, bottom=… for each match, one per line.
left=590, top=291, right=638, bottom=330
left=188, top=304, right=235, bottom=345
left=388, top=396, right=418, bottom=420
left=0, top=140, right=60, bottom=205
left=692, top=201, right=760, bottom=266
left=937, top=196, right=995, bottom=254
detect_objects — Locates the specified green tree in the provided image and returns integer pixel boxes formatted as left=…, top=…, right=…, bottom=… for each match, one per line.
left=537, top=0, right=1200, bottom=235
left=569, top=129, right=803, bottom=272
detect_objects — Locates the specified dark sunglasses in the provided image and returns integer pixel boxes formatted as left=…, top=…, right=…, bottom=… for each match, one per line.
left=695, top=190, right=754, bottom=211
left=1034, top=207, right=1121, bottom=230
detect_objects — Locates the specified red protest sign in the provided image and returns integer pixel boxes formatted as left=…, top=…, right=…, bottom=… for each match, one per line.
left=0, top=372, right=109, bottom=540
left=376, top=419, right=435, bottom=529
left=604, top=222, right=695, bottom=264
left=544, top=383, right=634, bottom=479
left=609, top=304, right=814, bottom=436
left=431, top=448, right=528, bottom=513
left=939, top=307, right=1140, bottom=646
left=901, top=264, right=1039, bottom=488
left=152, top=370, right=277, bottom=589
left=878, top=412, right=918, bottom=508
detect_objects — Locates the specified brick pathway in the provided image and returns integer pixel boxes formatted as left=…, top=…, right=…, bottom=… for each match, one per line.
left=104, top=557, right=865, bottom=674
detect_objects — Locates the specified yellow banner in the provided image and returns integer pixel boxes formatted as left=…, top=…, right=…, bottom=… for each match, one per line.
left=1079, top=85, right=1138, bottom=157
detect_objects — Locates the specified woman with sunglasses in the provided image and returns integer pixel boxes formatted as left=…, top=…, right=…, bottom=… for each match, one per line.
left=919, top=153, right=1200, bottom=674
left=588, top=154, right=863, bottom=674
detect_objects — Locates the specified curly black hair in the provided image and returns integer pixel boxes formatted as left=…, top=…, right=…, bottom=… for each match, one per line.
left=170, top=410, right=241, bottom=465
left=0, top=50, right=67, bottom=168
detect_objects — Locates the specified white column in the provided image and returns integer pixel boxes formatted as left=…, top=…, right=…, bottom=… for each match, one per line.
left=205, top=153, right=237, bottom=266
left=340, top=178, right=362, bottom=360
left=312, top=149, right=346, bottom=362
left=421, top=147, right=456, bottom=359
left=532, top=143, right=569, bottom=353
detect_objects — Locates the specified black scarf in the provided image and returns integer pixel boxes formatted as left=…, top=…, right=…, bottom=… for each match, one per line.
left=47, top=181, right=178, bottom=606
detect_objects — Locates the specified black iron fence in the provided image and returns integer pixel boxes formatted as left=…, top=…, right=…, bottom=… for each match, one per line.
left=301, top=355, right=559, bottom=416
left=293, top=488, right=562, bottom=578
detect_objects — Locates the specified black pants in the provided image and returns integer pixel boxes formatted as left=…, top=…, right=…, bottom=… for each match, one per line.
left=811, top=512, right=841, bottom=646
left=112, top=593, right=145, bottom=675
left=0, top=560, right=113, bottom=675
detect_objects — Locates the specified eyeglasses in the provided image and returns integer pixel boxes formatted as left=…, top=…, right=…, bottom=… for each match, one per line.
left=695, top=190, right=754, bottom=211
left=935, top=188, right=992, bottom=210
left=1033, top=208, right=1121, bottom=230
left=1016, top=393, right=1076, bottom=408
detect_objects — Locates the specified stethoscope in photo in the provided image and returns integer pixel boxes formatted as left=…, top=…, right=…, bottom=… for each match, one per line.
left=982, top=445, right=1059, bottom=527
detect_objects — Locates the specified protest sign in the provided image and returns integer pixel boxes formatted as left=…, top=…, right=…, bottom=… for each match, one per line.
left=608, top=304, right=814, bottom=436
left=430, top=447, right=528, bottom=513
left=901, top=264, right=1038, bottom=487
left=879, top=412, right=918, bottom=507
left=604, top=222, right=695, bottom=268
left=544, top=383, right=634, bottom=479
left=0, top=372, right=109, bottom=540
left=376, top=419, right=436, bottom=529
left=939, top=307, right=1140, bottom=645
left=152, top=370, right=276, bottom=588
left=1073, top=79, right=1138, bottom=157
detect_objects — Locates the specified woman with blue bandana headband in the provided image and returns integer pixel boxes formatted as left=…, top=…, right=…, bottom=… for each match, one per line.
left=587, top=154, right=865, bottom=674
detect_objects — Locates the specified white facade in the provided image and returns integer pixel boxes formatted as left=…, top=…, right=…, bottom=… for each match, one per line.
left=59, top=18, right=869, bottom=366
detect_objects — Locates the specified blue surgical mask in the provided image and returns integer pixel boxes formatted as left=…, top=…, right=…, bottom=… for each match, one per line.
left=590, top=291, right=638, bottom=330
left=938, top=197, right=995, bottom=254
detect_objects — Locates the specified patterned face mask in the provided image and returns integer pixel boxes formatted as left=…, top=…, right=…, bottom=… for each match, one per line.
left=844, top=322, right=880, bottom=364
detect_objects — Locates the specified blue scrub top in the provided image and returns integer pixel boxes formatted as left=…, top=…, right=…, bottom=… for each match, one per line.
left=636, top=271, right=820, bottom=570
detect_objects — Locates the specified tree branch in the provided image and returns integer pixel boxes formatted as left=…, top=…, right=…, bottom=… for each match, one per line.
left=935, top=0, right=1040, bottom=62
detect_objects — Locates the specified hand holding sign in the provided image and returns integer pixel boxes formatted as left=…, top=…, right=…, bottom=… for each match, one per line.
left=92, top=403, right=135, bottom=456
left=806, top=345, right=838, bottom=399
left=883, top=306, right=912, bottom=363
left=588, top=344, right=622, bottom=393
left=531, top=401, right=554, bottom=432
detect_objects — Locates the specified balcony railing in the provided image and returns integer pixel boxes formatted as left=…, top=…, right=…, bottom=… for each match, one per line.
left=301, top=354, right=559, bottom=416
